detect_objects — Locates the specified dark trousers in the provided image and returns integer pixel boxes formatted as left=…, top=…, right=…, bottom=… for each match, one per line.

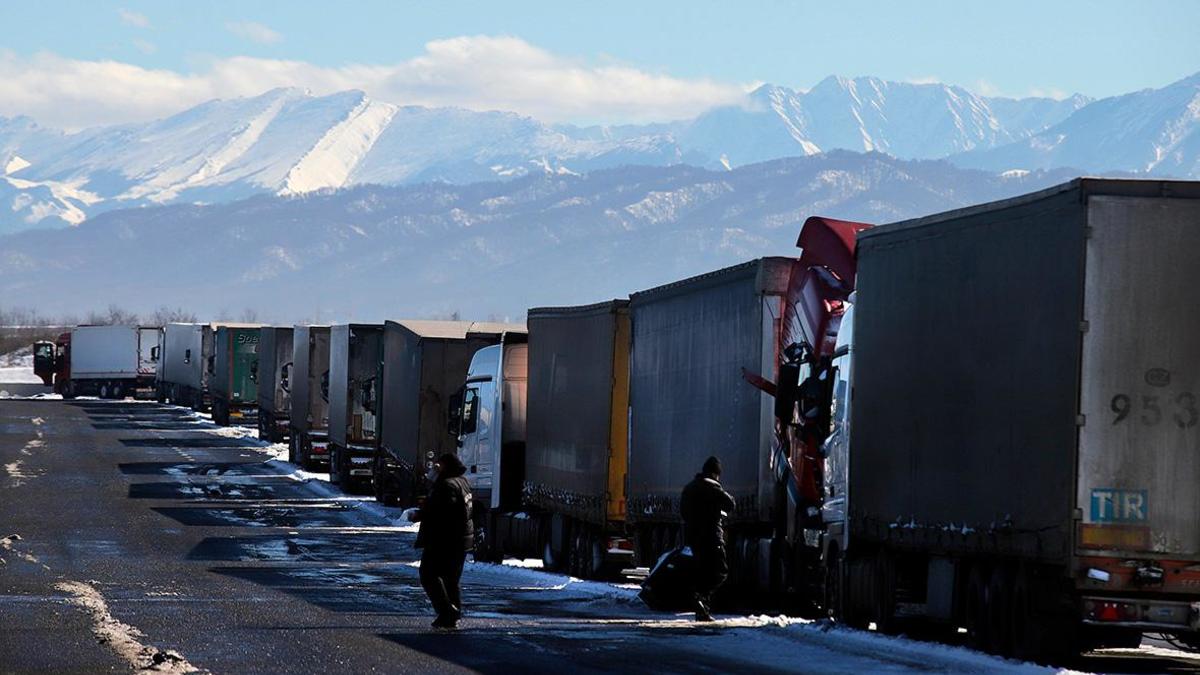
left=420, top=548, right=467, bottom=618
left=692, top=543, right=729, bottom=605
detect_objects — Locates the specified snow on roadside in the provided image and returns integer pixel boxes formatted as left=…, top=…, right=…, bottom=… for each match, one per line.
left=175, top=406, right=1078, bottom=673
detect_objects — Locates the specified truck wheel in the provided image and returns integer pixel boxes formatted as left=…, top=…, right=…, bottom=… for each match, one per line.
left=872, top=551, right=898, bottom=635
left=987, top=565, right=1014, bottom=656
left=823, top=544, right=843, bottom=621
left=542, top=539, right=562, bottom=572
left=99, top=383, right=109, bottom=399
left=964, top=564, right=991, bottom=652
left=112, top=384, right=123, bottom=400
left=1009, top=566, right=1037, bottom=660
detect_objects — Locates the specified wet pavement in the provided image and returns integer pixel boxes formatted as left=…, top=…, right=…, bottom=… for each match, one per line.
left=3, top=399, right=1200, bottom=674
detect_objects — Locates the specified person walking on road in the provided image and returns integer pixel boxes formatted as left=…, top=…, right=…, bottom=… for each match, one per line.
left=413, top=452, right=475, bottom=629
left=680, top=456, right=736, bottom=622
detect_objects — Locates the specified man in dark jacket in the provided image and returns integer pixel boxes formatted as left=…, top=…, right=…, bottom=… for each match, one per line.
left=680, top=456, right=736, bottom=622
left=413, top=453, right=475, bottom=628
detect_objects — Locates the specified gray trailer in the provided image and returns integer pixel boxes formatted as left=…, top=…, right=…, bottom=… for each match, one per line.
left=523, top=301, right=633, bottom=576
left=831, top=178, right=1200, bottom=659
left=373, top=320, right=519, bottom=507
left=256, top=327, right=294, bottom=442
left=289, top=325, right=331, bottom=470
left=627, top=258, right=799, bottom=573
left=328, top=324, right=383, bottom=493
left=158, top=323, right=209, bottom=410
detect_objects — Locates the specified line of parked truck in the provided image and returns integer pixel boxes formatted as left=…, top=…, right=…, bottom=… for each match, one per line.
left=31, top=179, right=1200, bottom=661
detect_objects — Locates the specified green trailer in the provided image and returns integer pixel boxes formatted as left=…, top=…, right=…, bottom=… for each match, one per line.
left=210, top=325, right=261, bottom=426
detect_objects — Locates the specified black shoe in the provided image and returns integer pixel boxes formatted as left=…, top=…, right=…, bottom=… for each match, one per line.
left=431, top=615, right=458, bottom=629
left=695, top=601, right=714, bottom=623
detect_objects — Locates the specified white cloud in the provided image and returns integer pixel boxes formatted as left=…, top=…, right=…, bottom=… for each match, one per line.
left=226, top=21, right=283, bottom=45
left=0, top=36, right=748, bottom=129
left=117, top=8, right=150, bottom=28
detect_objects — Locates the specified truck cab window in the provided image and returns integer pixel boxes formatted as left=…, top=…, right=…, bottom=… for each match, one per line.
left=462, top=387, right=479, bottom=434
left=35, top=344, right=53, bottom=359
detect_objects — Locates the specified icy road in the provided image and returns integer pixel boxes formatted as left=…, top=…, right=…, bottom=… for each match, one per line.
left=1, top=399, right=1198, bottom=674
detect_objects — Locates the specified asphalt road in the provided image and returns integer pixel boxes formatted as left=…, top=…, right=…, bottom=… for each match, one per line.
left=3, top=399, right=1200, bottom=674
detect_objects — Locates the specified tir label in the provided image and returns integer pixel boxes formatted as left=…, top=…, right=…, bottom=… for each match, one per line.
left=1090, top=488, right=1148, bottom=523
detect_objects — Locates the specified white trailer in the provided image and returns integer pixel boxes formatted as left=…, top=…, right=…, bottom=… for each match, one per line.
left=63, top=325, right=157, bottom=399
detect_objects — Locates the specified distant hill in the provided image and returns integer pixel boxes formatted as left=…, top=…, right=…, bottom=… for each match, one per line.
left=0, top=152, right=1083, bottom=321
left=0, top=71, right=1122, bottom=234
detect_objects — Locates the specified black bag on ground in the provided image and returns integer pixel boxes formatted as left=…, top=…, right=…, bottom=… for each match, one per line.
left=638, top=546, right=695, bottom=611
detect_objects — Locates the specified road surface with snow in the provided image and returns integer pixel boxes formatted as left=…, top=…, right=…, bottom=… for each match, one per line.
left=1, top=399, right=1198, bottom=674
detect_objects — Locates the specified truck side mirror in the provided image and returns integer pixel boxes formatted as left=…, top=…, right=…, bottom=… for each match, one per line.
left=184, top=348, right=192, bottom=365
left=361, top=378, right=376, bottom=414
left=280, top=362, right=292, bottom=393
left=775, top=361, right=801, bottom=422
left=447, top=390, right=463, bottom=435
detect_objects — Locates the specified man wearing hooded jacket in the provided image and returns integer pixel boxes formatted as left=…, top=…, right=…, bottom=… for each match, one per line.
left=680, top=456, right=736, bottom=622
left=414, top=453, right=475, bottom=628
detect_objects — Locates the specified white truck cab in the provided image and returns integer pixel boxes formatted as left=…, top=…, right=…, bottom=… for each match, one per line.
left=455, top=334, right=527, bottom=511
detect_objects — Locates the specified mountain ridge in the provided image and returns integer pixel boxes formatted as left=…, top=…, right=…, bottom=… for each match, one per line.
left=4, top=72, right=1198, bottom=235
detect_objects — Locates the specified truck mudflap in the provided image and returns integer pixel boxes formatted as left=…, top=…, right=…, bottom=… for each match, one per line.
left=1082, top=596, right=1200, bottom=632
left=308, top=432, right=330, bottom=457
left=347, top=446, right=375, bottom=477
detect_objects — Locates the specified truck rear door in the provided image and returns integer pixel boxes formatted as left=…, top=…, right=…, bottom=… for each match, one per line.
left=1077, top=196, right=1200, bottom=558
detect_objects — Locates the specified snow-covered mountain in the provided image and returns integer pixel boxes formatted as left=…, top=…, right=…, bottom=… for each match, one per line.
left=679, top=77, right=1090, bottom=166
left=7, top=71, right=1200, bottom=237
left=0, top=152, right=1082, bottom=321
left=0, top=76, right=1100, bottom=235
left=953, top=72, right=1200, bottom=176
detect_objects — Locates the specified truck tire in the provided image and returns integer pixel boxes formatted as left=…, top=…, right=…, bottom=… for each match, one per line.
left=542, top=539, right=563, bottom=572
left=986, top=565, right=1014, bottom=656
left=824, top=544, right=845, bottom=621
left=99, top=383, right=110, bottom=399
left=964, top=564, right=991, bottom=652
left=112, top=383, right=123, bottom=400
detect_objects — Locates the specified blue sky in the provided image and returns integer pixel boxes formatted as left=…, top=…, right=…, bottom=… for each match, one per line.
left=1, top=1, right=1198, bottom=128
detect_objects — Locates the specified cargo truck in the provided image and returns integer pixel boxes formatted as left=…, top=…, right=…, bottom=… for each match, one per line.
left=158, top=323, right=207, bottom=408
left=158, top=322, right=247, bottom=411
left=255, top=327, right=294, bottom=442
left=372, top=320, right=519, bottom=507
left=289, top=325, right=331, bottom=470
left=824, top=178, right=1200, bottom=660
left=208, top=326, right=261, bottom=426
left=522, top=301, right=634, bottom=577
left=35, top=325, right=160, bottom=399
left=327, top=324, right=383, bottom=493
left=626, top=214, right=870, bottom=596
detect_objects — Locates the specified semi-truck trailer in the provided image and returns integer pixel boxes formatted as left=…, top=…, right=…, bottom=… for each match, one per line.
left=157, top=323, right=207, bottom=409
left=158, top=322, right=249, bottom=411
left=289, top=325, right=331, bottom=470
left=825, top=178, right=1200, bottom=660
left=328, top=324, right=383, bottom=493
left=522, top=301, right=634, bottom=578
left=625, top=213, right=870, bottom=596
left=35, top=325, right=160, bottom=399
left=255, top=327, right=294, bottom=442
left=372, top=320, right=519, bottom=507
left=209, top=326, right=261, bottom=426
